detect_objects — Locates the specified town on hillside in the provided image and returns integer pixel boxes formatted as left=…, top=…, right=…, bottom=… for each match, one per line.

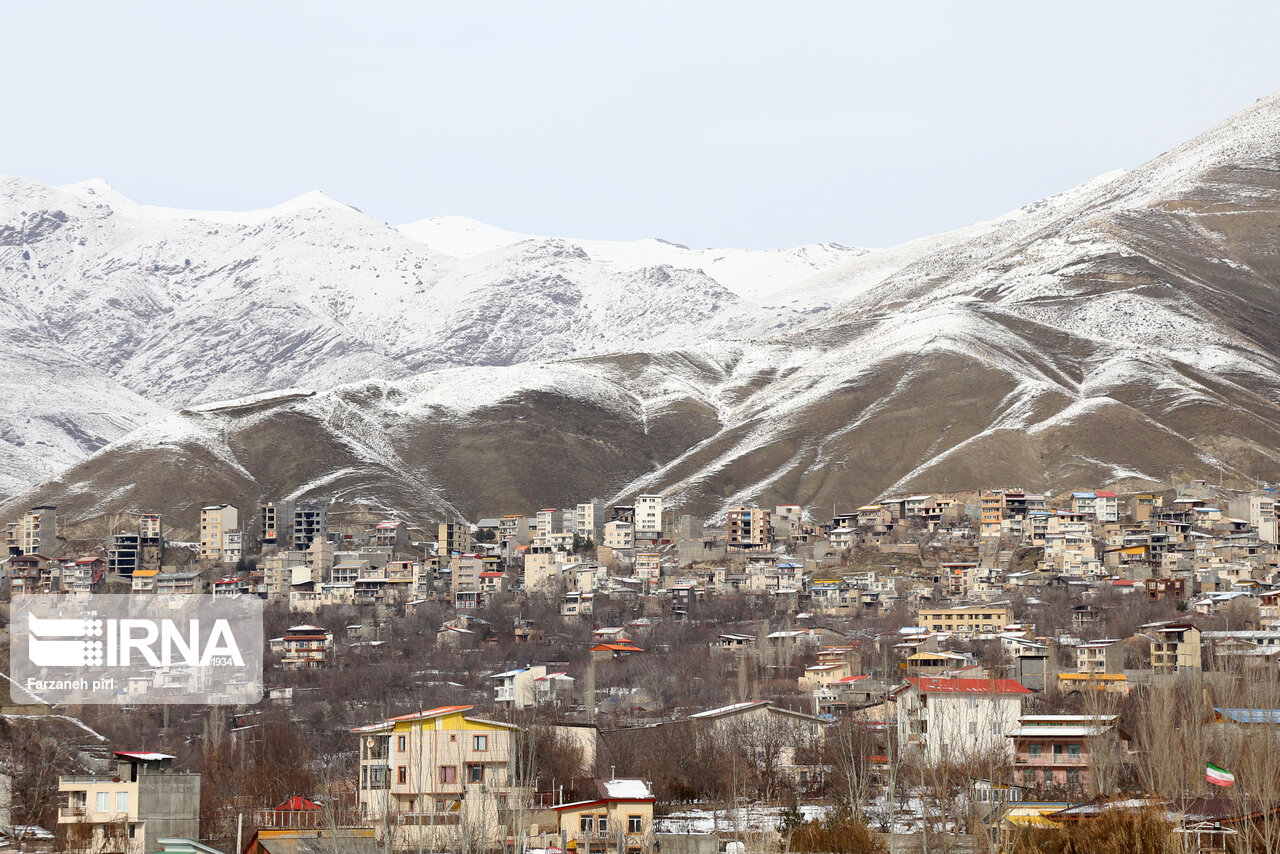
left=3, top=482, right=1280, bottom=854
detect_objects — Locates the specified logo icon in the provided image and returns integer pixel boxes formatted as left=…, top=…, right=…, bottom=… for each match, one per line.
left=27, top=613, right=104, bottom=667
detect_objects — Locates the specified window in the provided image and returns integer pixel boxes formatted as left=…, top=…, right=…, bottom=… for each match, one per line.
left=398, top=735, right=407, bottom=751
left=467, top=764, right=484, bottom=784
left=128, top=825, right=137, bottom=839
left=581, top=815, right=595, bottom=833
left=473, top=734, right=488, bottom=751
left=97, top=792, right=110, bottom=812
left=1028, top=744, right=1042, bottom=758
left=598, top=815, right=608, bottom=834
left=398, top=766, right=407, bottom=785
left=628, top=815, right=643, bottom=834
left=1067, top=744, right=1082, bottom=759
left=115, top=792, right=129, bottom=812
left=440, top=765, right=457, bottom=784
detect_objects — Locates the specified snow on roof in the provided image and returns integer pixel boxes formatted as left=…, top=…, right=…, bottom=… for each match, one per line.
left=689, top=701, right=769, bottom=719
left=114, top=751, right=174, bottom=761
left=598, top=778, right=654, bottom=800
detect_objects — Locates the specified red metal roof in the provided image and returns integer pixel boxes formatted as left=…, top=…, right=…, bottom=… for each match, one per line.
left=906, top=677, right=1032, bottom=695
left=272, top=795, right=323, bottom=812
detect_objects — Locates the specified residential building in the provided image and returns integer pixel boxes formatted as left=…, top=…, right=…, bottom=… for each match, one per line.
left=490, top=665, right=547, bottom=709
left=897, top=677, right=1032, bottom=764
left=603, top=521, right=634, bottom=552
left=634, top=494, right=663, bottom=539
left=438, top=521, right=472, bottom=556
left=260, top=501, right=295, bottom=547
left=374, top=520, right=409, bottom=552
left=916, top=606, right=1014, bottom=637
left=199, top=504, right=238, bottom=562
left=58, top=751, right=200, bottom=854
left=353, top=705, right=526, bottom=850
left=18, top=505, right=58, bottom=556
left=1148, top=623, right=1202, bottom=674
left=271, top=624, right=333, bottom=669
left=221, top=529, right=244, bottom=565
left=552, top=779, right=655, bottom=854
left=727, top=506, right=772, bottom=552
left=108, top=531, right=142, bottom=577
left=292, top=501, right=328, bottom=549
left=1009, top=715, right=1124, bottom=794
left=634, top=552, right=662, bottom=587
left=1075, top=640, right=1124, bottom=675
left=980, top=493, right=1003, bottom=538
left=575, top=499, right=608, bottom=542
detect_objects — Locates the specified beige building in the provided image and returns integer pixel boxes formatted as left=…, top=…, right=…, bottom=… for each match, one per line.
left=199, top=504, right=238, bottom=561
left=727, top=505, right=772, bottom=551
left=19, top=505, right=58, bottom=556
left=1148, top=623, right=1202, bottom=674
left=354, top=705, right=527, bottom=850
left=58, top=752, right=200, bottom=854
left=603, top=520, right=634, bottom=551
left=438, top=521, right=473, bottom=556
left=917, top=606, right=1014, bottom=636
left=552, top=779, right=655, bottom=854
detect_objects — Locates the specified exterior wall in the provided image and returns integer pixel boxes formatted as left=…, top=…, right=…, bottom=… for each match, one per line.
left=634, top=495, right=663, bottom=539
left=899, top=689, right=1023, bottom=764
left=917, top=607, right=1013, bottom=636
left=557, top=800, right=654, bottom=853
left=357, top=711, right=525, bottom=849
left=199, top=505, right=238, bottom=561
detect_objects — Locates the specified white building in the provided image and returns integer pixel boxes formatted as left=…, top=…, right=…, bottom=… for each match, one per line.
left=897, top=676, right=1031, bottom=764
left=635, top=495, right=663, bottom=540
left=603, top=520, right=635, bottom=551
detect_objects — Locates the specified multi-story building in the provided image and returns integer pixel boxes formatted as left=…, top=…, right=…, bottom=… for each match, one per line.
left=1148, top=623, right=1202, bottom=674
left=898, top=677, right=1032, bottom=764
left=1009, top=715, right=1124, bottom=794
left=19, top=505, right=58, bottom=556
left=634, top=495, right=663, bottom=540
left=535, top=508, right=564, bottom=540
left=108, top=531, right=142, bottom=577
left=979, top=493, right=1003, bottom=539
left=576, top=499, right=608, bottom=542
left=260, top=501, right=295, bottom=547
left=354, top=705, right=526, bottom=849
left=634, top=552, right=662, bottom=588
left=436, top=521, right=471, bottom=556
left=292, top=501, right=328, bottom=549
left=1075, top=640, right=1124, bottom=675
left=272, top=624, right=333, bottom=669
left=524, top=547, right=568, bottom=593
left=451, top=553, right=486, bottom=609
left=199, top=504, right=238, bottom=562
left=727, top=506, right=772, bottom=552
left=58, top=752, right=200, bottom=854
left=490, top=665, right=547, bottom=709
left=222, top=529, right=244, bottom=565
left=916, top=606, right=1014, bottom=637
left=603, top=521, right=634, bottom=551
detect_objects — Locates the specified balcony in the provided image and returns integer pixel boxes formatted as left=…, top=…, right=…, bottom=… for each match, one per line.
left=1016, top=753, right=1087, bottom=767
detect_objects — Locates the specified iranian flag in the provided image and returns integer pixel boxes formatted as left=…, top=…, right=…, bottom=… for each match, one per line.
left=1207, top=762, right=1236, bottom=787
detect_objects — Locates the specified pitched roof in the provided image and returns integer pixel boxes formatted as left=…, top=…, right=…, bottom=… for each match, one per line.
left=905, top=677, right=1032, bottom=695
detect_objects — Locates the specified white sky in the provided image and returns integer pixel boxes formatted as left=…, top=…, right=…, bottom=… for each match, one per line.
left=4, top=1, right=1280, bottom=249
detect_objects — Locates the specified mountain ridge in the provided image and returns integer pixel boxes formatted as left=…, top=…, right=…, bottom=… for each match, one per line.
left=4, top=92, right=1280, bottom=529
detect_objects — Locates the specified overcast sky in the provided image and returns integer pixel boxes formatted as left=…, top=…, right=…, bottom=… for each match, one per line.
left=5, top=2, right=1280, bottom=249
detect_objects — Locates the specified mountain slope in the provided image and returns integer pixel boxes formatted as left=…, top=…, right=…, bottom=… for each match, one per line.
left=4, top=93, right=1280, bottom=526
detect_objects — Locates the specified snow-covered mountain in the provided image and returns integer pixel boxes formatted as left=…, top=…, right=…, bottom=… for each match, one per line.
left=4, top=91, right=1280, bottom=530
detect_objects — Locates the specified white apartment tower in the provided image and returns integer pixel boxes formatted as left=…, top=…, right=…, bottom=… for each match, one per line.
left=635, top=494, right=663, bottom=539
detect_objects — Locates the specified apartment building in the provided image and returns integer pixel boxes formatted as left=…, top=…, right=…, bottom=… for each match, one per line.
left=898, top=677, right=1031, bottom=764
left=603, top=521, right=634, bottom=551
left=292, top=501, right=328, bottom=549
left=354, top=705, right=526, bottom=850
left=438, top=521, right=472, bottom=556
left=916, top=606, right=1014, bottom=637
left=490, top=665, right=548, bottom=709
left=271, top=624, right=333, bottom=669
left=576, top=499, right=607, bottom=542
left=634, top=495, right=663, bottom=540
left=1009, top=715, right=1123, bottom=794
left=727, top=506, right=772, bottom=551
left=1149, top=623, right=1202, bottom=674
left=199, top=504, right=238, bottom=561
left=58, top=752, right=200, bottom=854
left=260, top=500, right=295, bottom=546
left=18, top=505, right=58, bottom=556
